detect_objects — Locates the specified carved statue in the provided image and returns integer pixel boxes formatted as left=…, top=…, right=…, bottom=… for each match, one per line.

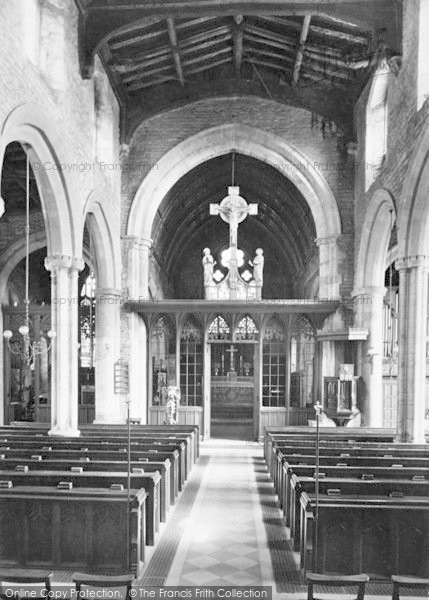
left=202, top=248, right=215, bottom=285
left=253, top=248, right=264, bottom=285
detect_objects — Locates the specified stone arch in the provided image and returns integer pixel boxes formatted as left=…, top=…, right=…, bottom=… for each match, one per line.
left=355, top=189, right=396, bottom=290
left=0, top=231, right=47, bottom=303
left=82, top=190, right=120, bottom=290
left=0, top=104, right=75, bottom=256
left=398, top=124, right=429, bottom=259
left=127, top=123, right=342, bottom=241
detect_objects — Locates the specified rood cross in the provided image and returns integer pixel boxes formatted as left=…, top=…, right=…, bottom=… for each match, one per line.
left=210, top=186, right=258, bottom=267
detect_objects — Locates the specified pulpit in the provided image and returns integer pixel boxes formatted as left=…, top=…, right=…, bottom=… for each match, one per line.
left=323, top=365, right=360, bottom=426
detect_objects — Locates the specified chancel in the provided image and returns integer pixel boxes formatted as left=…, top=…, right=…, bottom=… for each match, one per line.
left=1, top=0, right=429, bottom=593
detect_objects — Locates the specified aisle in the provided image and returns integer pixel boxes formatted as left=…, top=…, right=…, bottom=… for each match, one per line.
left=165, top=439, right=274, bottom=586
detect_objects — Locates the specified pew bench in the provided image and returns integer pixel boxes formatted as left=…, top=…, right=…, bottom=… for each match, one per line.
left=0, top=448, right=180, bottom=503
left=0, top=469, right=161, bottom=546
left=289, top=475, right=429, bottom=551
left=306, top=572, right=370, bottom=600
left=391, top=575, right=429, bottom=600
left=299, top=492, right=429, bottom=578
left=0, top=456, right=171, bottom=522
left=72, top=572, right=135, bottom=600
left=0, top=569, right=52, bottom=600
left=0, top=486, right=146, bottom=576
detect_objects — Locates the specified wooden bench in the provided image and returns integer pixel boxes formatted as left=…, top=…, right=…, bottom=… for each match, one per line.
left=0, top=456, right=171, bottom=522
left=289, top=474, right=429, bottom=550
left=0, top=469, right=161, bottom=546
left=391, top=575, right=429, bottom=600
left=281, top=462, right=429, bottom=516
left=0, top=486, right=146, bottom=576
left=72, top=572, right=134, bottom=600
left=299, top=492, right=429, bottom=578
left=0, top=447, right=180, bottom=502
left=0, top=569, right=52, bottom=600
left=306, top=572, right=369, bottom=600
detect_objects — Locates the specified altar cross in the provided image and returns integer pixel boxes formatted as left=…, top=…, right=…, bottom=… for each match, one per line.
left=225, top=344, right=238, bottom=372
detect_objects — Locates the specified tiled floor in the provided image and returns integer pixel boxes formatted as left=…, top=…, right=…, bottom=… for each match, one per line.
left=165, top=440, right=272, bottom=587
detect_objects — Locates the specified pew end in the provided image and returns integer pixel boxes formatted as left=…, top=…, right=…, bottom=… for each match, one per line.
left=0, top=569, right=53, bottom=599
left=72, top=572, right=135, bottom=599
left=306, top=572, right=370, bottom=600
left=391, top=575, right=429, bottom=600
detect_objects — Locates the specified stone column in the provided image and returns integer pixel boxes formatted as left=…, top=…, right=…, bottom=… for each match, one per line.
left=94, top=287, right=122, bottom=423
left=45, top=255, right=84, bottom=437
left=125, top=237, right=152, bottom=423
left=396, top=255, right=429, bottom=443
left=316, top=235, right=342, bottom=299
left=352, top=286, right=386, bottom=427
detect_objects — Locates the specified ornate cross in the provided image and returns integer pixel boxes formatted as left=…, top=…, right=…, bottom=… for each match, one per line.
left=210, top=186, right=258, bottom=270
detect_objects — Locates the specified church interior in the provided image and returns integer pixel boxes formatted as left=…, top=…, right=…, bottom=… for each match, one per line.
left=0, top=0, right=429, bottom=596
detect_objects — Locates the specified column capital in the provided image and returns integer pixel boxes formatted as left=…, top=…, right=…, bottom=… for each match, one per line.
left=122, top=235, right=153, bottom=251
left=44, top=255, right=85, bottom=272
left=351, top=286, right=387, bottom=299
left=315, top=234, right=341, bottom=247
left=396, top=255, right=429, bottom=271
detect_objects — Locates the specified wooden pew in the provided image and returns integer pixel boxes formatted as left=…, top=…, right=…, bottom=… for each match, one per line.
left=0, top=486, right=146, bottom=576
left=264, top=427, right=397, bottom=465
left=0, top=446, right=181, bottom=499
left=7, top=422, right=200, bottom=463
left=0, top=433, right=193, bottom=479
left=0, top=439, right=188, bottom=488
left=281, top=462, right=429, bottom=522
left=0, top=456, right=171, bottom=522
left=273, top=450, right=429, bottom=505
left=289, top=475, right=429, bottom=551
left=0, top=470, right=161, bottom=546
left=299, top=492, right=429, bottom=578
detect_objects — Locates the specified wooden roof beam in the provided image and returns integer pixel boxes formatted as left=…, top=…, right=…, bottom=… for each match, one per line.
left=126, top=75, right=176, bottom=92
left=182, top=56, right=231, bottom=76
left=166, top=17, right=185, bottom=87
left=122, top=62, right=174, bottom=83
left=181, top=46, right=231, bottom=68
left=245, top=24, right=297, bottom=49
left=292, top=15, right=311, bottom=87
left=233, top=15, right=244, bottom=77
left=243, top=31, right=295, bottom=53
left=310, top=24, right=368, bottom=45
left=247, top=46, right=295, bottom=65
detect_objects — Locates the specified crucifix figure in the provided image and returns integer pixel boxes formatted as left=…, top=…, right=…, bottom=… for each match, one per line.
left=225, top=344, right=238, bottom=372
left=210, top=186, right=258, bottom=275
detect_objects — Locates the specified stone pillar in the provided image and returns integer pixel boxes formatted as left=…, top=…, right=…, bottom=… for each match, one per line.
left=316, top=235, right=342, bottom=299
left=0, top=306, right=4, bottom=426
left=396, top=256, right=429, bottom=443
left=94, top=288, right=122, bottom=423
left=352, top=286, right=386, bottom=427
left=45, top=255, right=84, bottom=437
left=125, top=237, right=152, bottom=423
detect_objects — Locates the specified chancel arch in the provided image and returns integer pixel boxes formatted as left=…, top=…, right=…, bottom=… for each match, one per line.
left=126, top=123, right=343, bottom=300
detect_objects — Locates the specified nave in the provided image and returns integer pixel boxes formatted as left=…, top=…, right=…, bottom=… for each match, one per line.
left=0, top=431, right=427, bottom=599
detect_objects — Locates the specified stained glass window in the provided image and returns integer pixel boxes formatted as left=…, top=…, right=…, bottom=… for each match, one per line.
left=79, top=272, right=96, bottom=368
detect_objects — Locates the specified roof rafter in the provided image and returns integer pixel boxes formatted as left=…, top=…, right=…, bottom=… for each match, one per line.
left=292, top=15, right=311, bottom=87
left=166, top=17, right=185, bottom=87
left=233, top=14, right=244, bottom=76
